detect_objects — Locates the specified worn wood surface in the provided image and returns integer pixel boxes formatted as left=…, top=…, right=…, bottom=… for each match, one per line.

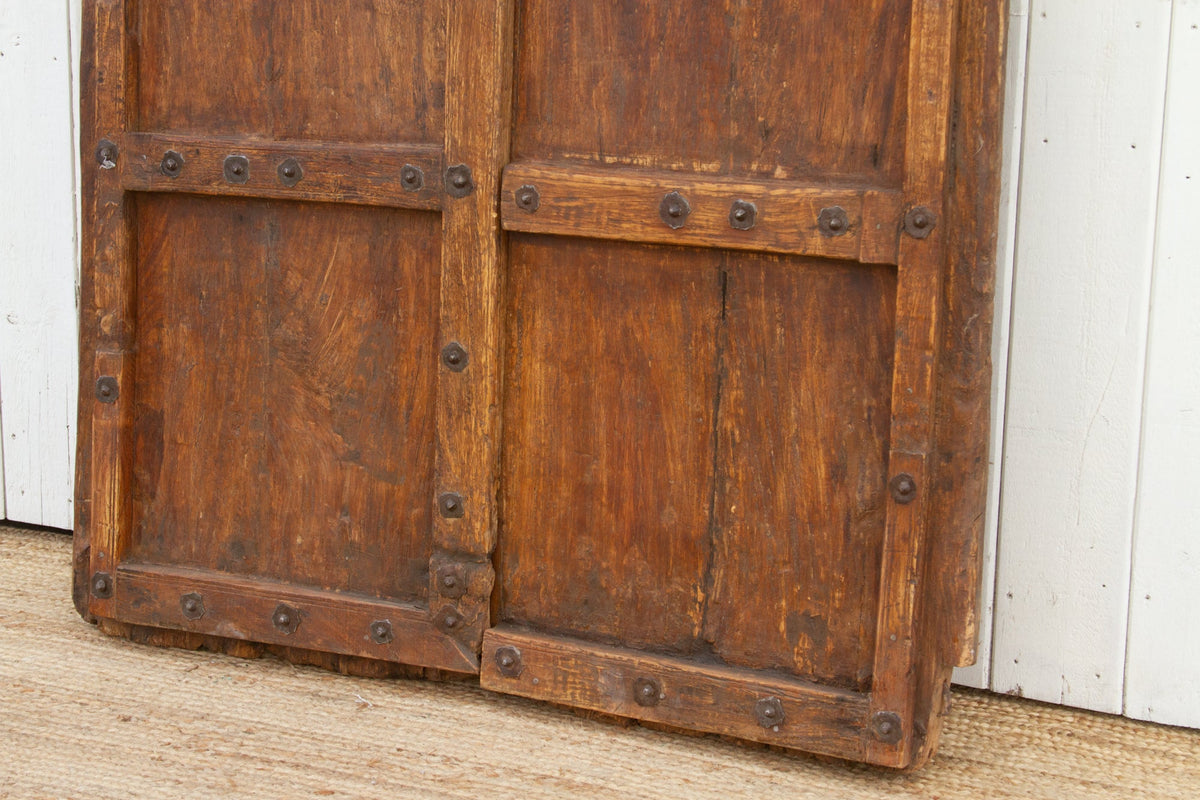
left=77, top=0, right=1005, bottom=767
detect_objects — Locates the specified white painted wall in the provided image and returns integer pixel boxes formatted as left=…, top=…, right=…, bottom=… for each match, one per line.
left=2, top=0, right=1197, bottom=727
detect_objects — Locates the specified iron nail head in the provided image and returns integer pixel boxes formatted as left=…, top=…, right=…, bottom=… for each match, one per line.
left=95, top=376, right=119, bottom=404
left=495, top=645, right=523, bottom=677
left=729, top=199, right=757, bottom=230
left=160, top=150, right=184, bottom=178
left=400, top=164, right=424, bottom=191
left=515, top=184, right=541, bottom=212
left=659, top=191, right=691, bottom=229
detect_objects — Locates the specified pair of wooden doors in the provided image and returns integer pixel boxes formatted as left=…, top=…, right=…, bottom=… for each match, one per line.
left=75, top=0, right=1006, bottom=768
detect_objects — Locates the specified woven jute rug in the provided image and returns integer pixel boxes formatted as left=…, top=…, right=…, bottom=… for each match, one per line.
left=2, top=525, right=1197, bottom=799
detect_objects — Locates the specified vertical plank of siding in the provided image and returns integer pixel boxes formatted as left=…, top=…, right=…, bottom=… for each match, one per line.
left=1124, top=0, right=1200, bottom=729
left=952, top=0, right=1032, bottom=691
left=0, top=1, right=80, bottom=528
left=989, top=0, right=1172, bottom=712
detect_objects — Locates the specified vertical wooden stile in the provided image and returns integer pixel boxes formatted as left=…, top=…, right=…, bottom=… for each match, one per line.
left=432, top=0, right=516, bottom=652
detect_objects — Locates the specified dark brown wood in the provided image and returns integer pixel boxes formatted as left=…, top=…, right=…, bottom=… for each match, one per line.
left=78, top=0, right=1007, bottom=769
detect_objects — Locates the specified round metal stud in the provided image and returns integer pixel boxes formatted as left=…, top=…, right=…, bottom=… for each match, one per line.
left=441, top=342, right=469, bottom=372
left=223, top=155, right=250, bottom=184
left=277, top=158, right=303, bottom=187
left=436, top=564, right=467, bottom=598
left=870, top=711, right=904, bottom=744
left=495, top=645, right=523, bottom=678
left=515, top=184, right=541, bottom=213
left=889, top=473, right=918, bottom=504
left=91, top=572, right=114, bottom=599
left=445, top=164, right=475, bottom=198
left=818, top=206, right=850, bottom=237
left=95, top=139, right=118, bottom=169
left=729, top=199, right=757, bottom=230
left=160, top=150, right=184, bottom=178
left=369, top=620, right=395, bottom=645
left=438, top=492, right=465, bottom=519
left=434, top=605, right=463, bottom=635
left=903, top=206, right=937, bottom=239
left=272, top=603, right=301, bottom=635
left=659, top=191, right=691, bottom=229
left=755, top=697, right=786, bottom=729
left=400, top=164, right=425, bottom=192
left=95, top=376, right=119, bottom=404
left=180, top=592, right=205, bottom=620
left=632, top=676, right=663, bottom=707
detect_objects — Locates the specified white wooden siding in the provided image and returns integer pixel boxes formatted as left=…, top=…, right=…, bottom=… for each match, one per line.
left=0, top=0, right=80, bottom=531
left=1123, top=0, right=1200, bottom=729
left=1, top=0, right=1197, bottom=728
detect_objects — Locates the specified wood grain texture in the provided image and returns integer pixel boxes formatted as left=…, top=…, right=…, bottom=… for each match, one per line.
left=136, top=0, right=444, bottom=144
left=500, top=162, right=902, bottom=263
left=130, top=195, right=440, bottom=602
left=77, top=0, right=135, bottom=618
left=430, top=0, right=515, bottom=650
left=112, top=563, right=477, bottom=673
left=512, top=0, right=911, bottom=184
left=122, top=133, right=444, bottom=209
left=703, top=258, right=896, bottom=691
left=867, top=0, right=961, bottom=768
left=498, top=236, right=722, bottom=652
left=480, top=626, right=873, bottom=764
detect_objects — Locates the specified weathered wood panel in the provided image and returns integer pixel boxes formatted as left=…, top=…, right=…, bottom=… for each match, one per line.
left=129, top=195, right=440, bottom=600
left=512, top=0, right=911, bottom=184
left=498, top=236, right=723, bottom=652
left=991, top=0, right=1172, bottom=712
left=704, top=257, right=896, bottom=691
left=136, top=0, right=444, bottom=144
left=1124, top=0, right=1200, bottom=729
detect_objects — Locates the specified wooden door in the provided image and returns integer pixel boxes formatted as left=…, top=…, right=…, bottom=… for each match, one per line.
left=479, top=1, right=1006, bottom=768
left=74, top=0, right=512, bottom=676
left=76, top=0, right=1006, bottom=768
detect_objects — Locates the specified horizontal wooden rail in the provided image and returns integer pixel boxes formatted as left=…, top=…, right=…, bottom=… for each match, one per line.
left=121, top=133, right=445, bottom=210
left=480, top=626, right=876, bottom=764
left=500, top=162, right=903, bottom=264
left=113, top=562, right=478, bottom=673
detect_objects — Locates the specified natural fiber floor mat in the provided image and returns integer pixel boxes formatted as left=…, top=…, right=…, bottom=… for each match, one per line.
left=2, top=525, right=1197, bottom=799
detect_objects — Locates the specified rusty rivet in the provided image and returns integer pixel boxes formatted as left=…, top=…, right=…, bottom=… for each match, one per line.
left=277, top=157, right=303, bottom=187
left=755, top=697, right=786, bottom=729
left=818, top=206, right=850, bottom=237
left=434, top=605, right=463, bottom=634
left=870, top=711, right=904, bottom=744
left=441, top=342, right=468, bottom=372
left=223, top=155, right=250, bottom=184
left=436, top=564, right=467, bottom=598
left=272, top=603, right=300, bottom=635
left=369, top=620, right=394, bottom=645
left=445, top=164, right=475, bottom=198
left=438, top=492, right=465, bottom=519
left=400, top=164, right=424, bottom=191
left=90, top=572, right=114, bottom=599
left=95, top=139, right=118, bottom=169
left=495, top=645, right=523, bottom=677
left=904, top=206, right=936, bottom=239
left=95, top=376, right=119, bottom=404
left=890, top=473, right=918, bottom=504
left=180, top=592, right=205, bottom=620
left=515, top=184, right=540, bottom=212
left=729, top=199, right=757, bottom=230
left=659, top=191, right=691, bottom=229
left=160, top=150, right=184, bottom=178
left=633, top=676, right=663, bottom=707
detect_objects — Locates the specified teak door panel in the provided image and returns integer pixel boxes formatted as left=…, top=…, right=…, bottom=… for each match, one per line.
left=76, top=0, right=511, bottom=677
left=77, top=0, right=1007, bottom=769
